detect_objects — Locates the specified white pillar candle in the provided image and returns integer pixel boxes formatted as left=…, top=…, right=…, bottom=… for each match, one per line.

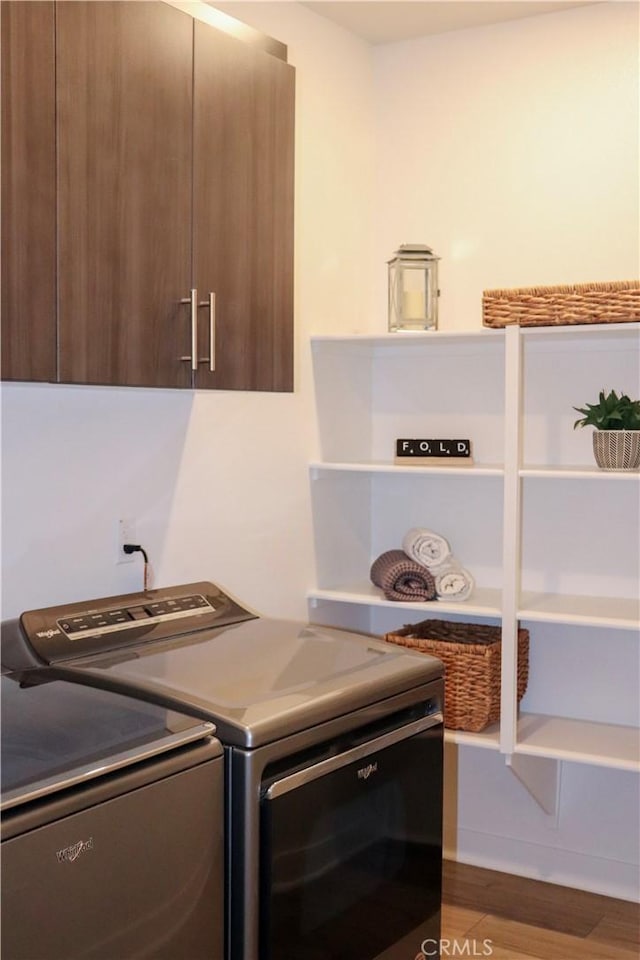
left=402, top=290, right=425, bottom=320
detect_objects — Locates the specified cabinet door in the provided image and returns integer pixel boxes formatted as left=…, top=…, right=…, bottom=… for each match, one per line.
left=1, top=1, right=56, bottom=382
left=193, top=21, right=295, bottom=392
left=56, top=2, right=193, bottom=388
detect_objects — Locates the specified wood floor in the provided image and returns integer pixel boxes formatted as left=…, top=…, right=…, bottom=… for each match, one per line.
left=442, top=861, right=640, bottom=960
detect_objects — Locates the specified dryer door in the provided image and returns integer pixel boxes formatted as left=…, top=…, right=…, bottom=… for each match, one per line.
left=260, top=712, right=444, bottom=960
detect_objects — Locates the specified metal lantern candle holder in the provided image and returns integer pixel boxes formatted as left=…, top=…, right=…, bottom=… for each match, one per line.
left=388, top=244, right=440, bottom=332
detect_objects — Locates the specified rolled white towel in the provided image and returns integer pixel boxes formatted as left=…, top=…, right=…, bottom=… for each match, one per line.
left=432, top=558, right=475, bottom=602
left=402, top=527, right=452, bottom=568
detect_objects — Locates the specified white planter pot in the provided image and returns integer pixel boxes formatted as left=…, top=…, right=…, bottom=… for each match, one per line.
left=592, top=430, right=640, bottom=470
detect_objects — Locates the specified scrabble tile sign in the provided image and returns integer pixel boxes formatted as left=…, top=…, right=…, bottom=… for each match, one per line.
left=395, top=438, right=473, bottom=465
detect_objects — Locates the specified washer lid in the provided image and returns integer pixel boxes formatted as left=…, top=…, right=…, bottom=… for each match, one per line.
left=47, top=618, right=443, bottom=748
left=1, top=670, right=218, bottom=811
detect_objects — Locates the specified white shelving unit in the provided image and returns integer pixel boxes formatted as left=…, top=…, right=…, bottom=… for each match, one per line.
left=308, top=323, right=640, bottom=795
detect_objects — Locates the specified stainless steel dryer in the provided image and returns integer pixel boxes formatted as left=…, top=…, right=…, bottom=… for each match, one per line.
left=2, top=582, right=445, bottom=960
left=1, top=668, right=224, bottom=960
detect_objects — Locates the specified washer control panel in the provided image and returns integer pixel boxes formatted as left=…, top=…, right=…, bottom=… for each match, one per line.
left=19, top=581, right=257, bottom=664
left=58, top=594, right=212, bottom=637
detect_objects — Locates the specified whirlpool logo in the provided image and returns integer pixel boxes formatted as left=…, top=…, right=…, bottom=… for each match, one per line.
left=357, top=761, right=378, bottom=781
left=56, top=838, right=94, bottom=864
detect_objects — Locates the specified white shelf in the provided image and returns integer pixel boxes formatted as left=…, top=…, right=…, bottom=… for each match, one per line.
left=445, top=723, right=501, bottom=750
left=447, top=717, right=637, bottom=767
left=443, top=707, right=640, bottom=774
left=310, top=460, right=504, bottom=477
left=311, top=329, right=505, bottom=348
left=307, top=582, right=503, bottom=619
left=520, top=321, right=640, bottom=341
left=311, top=322, right=639, bottom=347
left=518, top=592, right=639, bottom=630
left=308, top=585, right=640, bottom=631
left=515, top=713, right=640, bottom=772
left=521, top=464, right=640, bottom=479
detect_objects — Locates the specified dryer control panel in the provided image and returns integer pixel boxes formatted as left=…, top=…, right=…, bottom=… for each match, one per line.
left=19, top=582, right=257, bottom=664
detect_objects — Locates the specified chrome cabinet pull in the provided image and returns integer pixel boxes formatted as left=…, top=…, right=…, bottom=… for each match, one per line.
left=180, top=290, right=215, bottom=373
left=197, top=296, right=210, bottom=364
left=179, top=289, right=198, bottom=372
left=208, top=292, right=216, bottom=372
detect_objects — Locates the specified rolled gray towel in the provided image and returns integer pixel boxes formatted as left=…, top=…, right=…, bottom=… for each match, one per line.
left=370, top=549, right=436, bottom=602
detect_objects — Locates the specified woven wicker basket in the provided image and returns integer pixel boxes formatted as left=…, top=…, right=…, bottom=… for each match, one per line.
left=384, top=619, right=529, bottom=733
left=482, top=280, right=640, bottom=328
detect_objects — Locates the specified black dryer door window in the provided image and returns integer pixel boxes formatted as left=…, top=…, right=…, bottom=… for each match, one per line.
left=259, top=715, right=443, bottom=960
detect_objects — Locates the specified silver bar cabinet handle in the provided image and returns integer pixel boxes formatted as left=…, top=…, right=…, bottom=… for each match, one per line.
left=209, top=292, right=216, bottom=372
left=198, top=293, right=216, bottom=373
left=179, top=289, right=198, bottom=372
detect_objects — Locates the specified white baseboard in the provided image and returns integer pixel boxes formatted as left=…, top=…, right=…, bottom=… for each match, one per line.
left=445, top=828, right=640, bottom=903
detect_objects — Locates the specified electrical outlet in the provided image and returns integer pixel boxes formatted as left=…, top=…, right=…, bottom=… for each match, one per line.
left=117, top=518, right=136, bottom=564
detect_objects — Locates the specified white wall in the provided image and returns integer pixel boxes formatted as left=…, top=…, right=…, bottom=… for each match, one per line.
left=369, top=1, right=640, bottom=900
left=372, top=1, right=640, bottom=331
left=444, top=745, right=640, bottom=901
left=2, top=0, right=638, bottom=901
left=0, top=1, right=375, bottom=620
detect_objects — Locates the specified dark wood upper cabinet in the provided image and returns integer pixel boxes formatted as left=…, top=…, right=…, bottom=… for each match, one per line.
left=193, top=20, right=295, bottom=392
left=1, top=1, right=56, bottom=382
left=1, top=2, right=294, bottom=391
left=56, top=1, right=193, bottom=388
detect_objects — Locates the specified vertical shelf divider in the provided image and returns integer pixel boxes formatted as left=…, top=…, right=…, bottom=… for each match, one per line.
left=500, top=325, right=523, bottom=755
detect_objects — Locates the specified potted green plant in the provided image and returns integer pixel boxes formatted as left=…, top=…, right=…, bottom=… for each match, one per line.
left=573, top=389, right=640, bottom=470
